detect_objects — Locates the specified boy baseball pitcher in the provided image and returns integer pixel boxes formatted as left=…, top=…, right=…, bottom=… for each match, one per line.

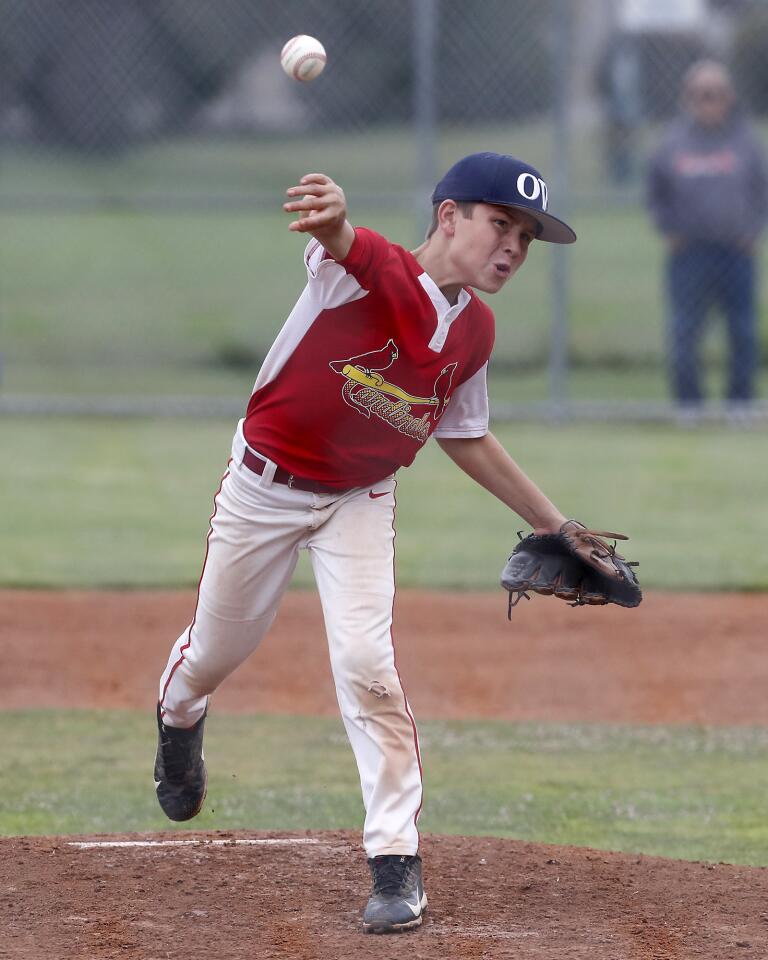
left=155, top=152, right=579, bottom=933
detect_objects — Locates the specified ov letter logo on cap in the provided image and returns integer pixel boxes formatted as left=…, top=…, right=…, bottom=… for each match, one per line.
left=517, top=173, right=548, bottom=210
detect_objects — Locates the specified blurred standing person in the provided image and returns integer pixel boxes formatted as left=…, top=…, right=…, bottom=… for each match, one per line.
left=646, top=60, right=768, bottom=412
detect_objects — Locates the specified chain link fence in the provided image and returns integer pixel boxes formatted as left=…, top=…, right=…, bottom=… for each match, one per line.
left=2, top=0, right=767, bottom=419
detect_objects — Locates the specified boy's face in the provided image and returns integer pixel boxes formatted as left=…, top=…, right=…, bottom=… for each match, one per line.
left=449, top=203, right=538, bottom=293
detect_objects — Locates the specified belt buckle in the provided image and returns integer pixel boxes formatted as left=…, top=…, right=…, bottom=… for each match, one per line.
left=287, top=474, right=295, bottom=489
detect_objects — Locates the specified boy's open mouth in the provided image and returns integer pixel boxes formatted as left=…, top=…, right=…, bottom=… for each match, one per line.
left=494, top=262, right=511, bottom=276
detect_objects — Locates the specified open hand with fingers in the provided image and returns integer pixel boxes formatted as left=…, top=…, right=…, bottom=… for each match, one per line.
left=283, top=173, right=355, bottom=260
left=284, top=173, right=347, bottom=233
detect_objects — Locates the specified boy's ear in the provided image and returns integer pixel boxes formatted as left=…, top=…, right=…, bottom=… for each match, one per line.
left=438, top=199, right=458, bottom=237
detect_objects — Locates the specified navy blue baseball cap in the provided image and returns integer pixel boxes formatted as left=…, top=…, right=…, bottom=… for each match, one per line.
left=432, top=152, right=576, bottom=244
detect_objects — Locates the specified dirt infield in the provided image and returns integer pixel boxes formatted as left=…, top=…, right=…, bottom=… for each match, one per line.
left=4, top=588, right=768, bottom=959
left=3, top=588, right=768, bottom=724
left=2, top=830, right=767, bottom=960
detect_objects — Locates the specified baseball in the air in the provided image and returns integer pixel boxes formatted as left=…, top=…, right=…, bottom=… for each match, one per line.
left=280, top=35, right=327, bottom=82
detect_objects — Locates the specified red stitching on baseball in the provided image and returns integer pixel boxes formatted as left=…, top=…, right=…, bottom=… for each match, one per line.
left=292, top=51, right=326, bottom=81
left=281, top=36, right=302, bottom=58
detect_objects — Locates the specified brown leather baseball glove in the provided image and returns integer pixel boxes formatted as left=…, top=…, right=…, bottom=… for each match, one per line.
left=500, top=519, right=642, bottom=617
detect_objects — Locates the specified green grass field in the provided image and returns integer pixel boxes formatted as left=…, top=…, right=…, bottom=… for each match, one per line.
left=3, top=206, right=766, bottom=384
left=2, top=134, right=768, bottom=400
left=3, top=711, right=767, bottom=866
left=2, top=125, right=555, bottom=204
left=1, top=416, right=766, bottom=590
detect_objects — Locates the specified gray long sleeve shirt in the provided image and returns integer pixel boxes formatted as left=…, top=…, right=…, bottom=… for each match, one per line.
left=646, top=114, right=768, bottom=245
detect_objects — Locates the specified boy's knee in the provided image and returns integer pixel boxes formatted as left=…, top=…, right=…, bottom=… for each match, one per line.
left=332, top=642, right=399, bottom=696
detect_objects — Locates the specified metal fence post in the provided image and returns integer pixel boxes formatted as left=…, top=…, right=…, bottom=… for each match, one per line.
left=413, top=0, right=438, bottom=238
left=549, top=0, right=574, bottom=414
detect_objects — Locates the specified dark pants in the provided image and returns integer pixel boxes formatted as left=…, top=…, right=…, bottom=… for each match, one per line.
left=666, top=243, right=757, bottom=404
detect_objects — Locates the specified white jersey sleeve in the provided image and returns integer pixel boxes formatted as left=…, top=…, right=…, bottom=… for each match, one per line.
left=250, top=238, right=369, bottom=393
left=304, top=239, right=369, bottom=309
left=432, top=362, right=490, bottom=439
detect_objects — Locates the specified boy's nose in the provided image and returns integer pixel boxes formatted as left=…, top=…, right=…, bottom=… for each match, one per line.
left=504, top=232, right=523, bottom=258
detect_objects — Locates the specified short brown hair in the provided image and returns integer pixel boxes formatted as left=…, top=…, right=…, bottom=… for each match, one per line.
left=426, top=200, right=476, bottom=238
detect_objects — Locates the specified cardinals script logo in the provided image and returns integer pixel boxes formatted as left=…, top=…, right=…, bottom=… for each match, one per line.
left=329, top=340, right=456, bottom=443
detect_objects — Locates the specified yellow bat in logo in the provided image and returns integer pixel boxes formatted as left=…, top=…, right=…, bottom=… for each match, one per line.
left=341, top=364, right=439, bottom=406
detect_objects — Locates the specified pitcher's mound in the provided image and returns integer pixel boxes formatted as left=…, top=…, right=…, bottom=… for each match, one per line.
left=3, top=830, right=766, bottom=959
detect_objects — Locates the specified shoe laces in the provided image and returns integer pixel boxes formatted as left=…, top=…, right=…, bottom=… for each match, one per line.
left=370, top=855, right=416, bottom=895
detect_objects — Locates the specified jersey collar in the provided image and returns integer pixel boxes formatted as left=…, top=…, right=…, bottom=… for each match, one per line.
left=417, top=272, right=471, bottom=353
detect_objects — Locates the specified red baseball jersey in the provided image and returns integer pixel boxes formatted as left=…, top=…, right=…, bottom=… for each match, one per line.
left=243, top=227, right=495, bottom=489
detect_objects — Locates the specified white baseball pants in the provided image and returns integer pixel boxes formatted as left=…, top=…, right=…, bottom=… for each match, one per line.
left=158, top=429, right=423, bottom=857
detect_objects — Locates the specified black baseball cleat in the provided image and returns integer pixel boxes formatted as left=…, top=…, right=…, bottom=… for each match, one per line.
left=362, top=854, right=427, bottom=933
left=154, top=703, right=208, bottom=821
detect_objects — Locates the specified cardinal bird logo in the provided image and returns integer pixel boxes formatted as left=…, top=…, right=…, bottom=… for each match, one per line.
left=430, top=363, right=456, bottom=421
left=329, top=340, right=457, bottom=441
left=329, top=339, right=399, bottom=377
